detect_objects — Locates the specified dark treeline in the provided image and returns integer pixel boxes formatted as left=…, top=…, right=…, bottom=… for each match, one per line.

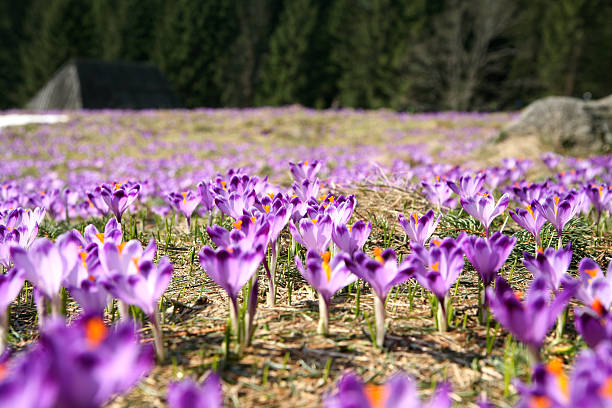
left=1, top=0, right=611, bottom=111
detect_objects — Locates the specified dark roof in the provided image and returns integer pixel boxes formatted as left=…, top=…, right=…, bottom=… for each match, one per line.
left=26, top=58, right=181, bottom=110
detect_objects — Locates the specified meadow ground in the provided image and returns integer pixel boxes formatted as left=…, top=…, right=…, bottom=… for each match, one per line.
left=2, top=107, right=610, bottom=407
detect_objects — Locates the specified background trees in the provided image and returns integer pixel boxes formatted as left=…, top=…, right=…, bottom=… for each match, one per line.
left=3, top=0, right=612, bottom=111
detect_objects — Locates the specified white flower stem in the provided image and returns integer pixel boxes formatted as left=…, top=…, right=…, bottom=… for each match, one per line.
left=317, top=293, right=329, bottom=335
left=374, top=296, right=386, bottom=348
left=150, top=309, right=165, bottom=361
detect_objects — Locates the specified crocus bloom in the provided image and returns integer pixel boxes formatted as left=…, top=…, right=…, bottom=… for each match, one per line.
left=98, top=239, right=157, bottom=278
left=295, top=251, right=356, bottom=334
left=398, top=209, right=440, bottom=246
left=574, top=307, right=612, bottom=348
left=0, top=315, right=154, bottom=408
left=534, top=192, right=579, bottom=244
left=207, top=215, right=270, bottom=251
left=515, top=343, right=612, bottom=408
left=522, top=243, right=572, bottom=292
left=10, top=232, right=82, bottom=320
left=332, top=220, right=371, bottom=256
left=199, top=245, right=265, bottom=344
left=323, top=371, right=452, bottom=408
left=509, top=202, right=547, bottom=249
left=447, top=174, right=485, bottom=198
left=292, top=178, right=320, bottom=202
left=460, top=193, right=509, bottom=237
left=586, top=184, right=612, bottom=230
left=463, top=232, right=516, bottom=287
left=87, top=186, right=110, bottom=216
left=487, top=276, right=575, bottom=359
left=421, top=178, right=456, bottom=210
left=0, top=268, right=25, bottom=352
left=406, top=235, right=465, bottom=331
left=345, top=248, right=412, bottom=347
left=167, top=372, right=223, bottom=408
left=103, top=248, right=172, bottom=359
left=289, top=160, right=322, bottom=183
left=168, top=190, right=201, bottom=227
left=288, top=214, right=333, bottom=254
left=83, top=218, right=122, bottom=246
left=100, top=182, right=140, bottom=223
left=0, top=226, right=20, bottom=267
left=462, top=232, right=516, bottom=324
left=574, top=258, right=612, bottom=322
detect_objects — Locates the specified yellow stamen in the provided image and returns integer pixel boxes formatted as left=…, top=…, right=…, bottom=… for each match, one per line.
left=232, top=220, right=243, bottom=230
left=221, top=181, right=227, bottom=190
left=321, top=251, right=331, bottom=263
left=537, top=247, right=543, bottom=254
left=268, top=193, right=274, bottom=200
left=40, top=191, right=46, bottom=195
left=181, top=191, right=188, bottom=204
left=435, top=176, right=440, bottom=182
left=114, top=183, right=122, bottom=189
left=553, top=196, right=560, bottom=216
left=96, top=233, right=105, bottom=243
left=132, top=257, right=140, bottom=271
left=432, top=239, right=441, bottom=246
left=80, top=252, right=88, bottom=270
left=328, top=196, right=335, bottom=203
left=322, top=261, right=332, bottom=282
left=312, top=218, right=318, bottom=225
left=304, top=161, right=309, bottom=166
left=88, top=199, right=94, bottom=208
left=411, top=212, right=419, bottom=224
left=546, top=358, right=569, bottom=398
left=291, top=194, right=297, bottom=199
left=117, top=242, right=126, bottom=253
left=250, top=216, right=257, bottom=224
left=364, top=384, right=388, bottom=408
left=263, top=205, right=270, bottom=214
left=524, top=204, right=535, bottom=220
left=431, top=261, right=440, bottom=272
left=319, top=195, right=327, bottom=202
left=85, top=317, right=108, bottom=347
left=322, top=204, right=329, bottom=209
left=515, top=290, right=524, bottom=301
left=88, top=275, right=96, bottom=282
left=348, top=224, right=353, bottom=232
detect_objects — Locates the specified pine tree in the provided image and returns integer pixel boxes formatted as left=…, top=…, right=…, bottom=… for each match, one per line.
left=328, top=0, right=427, bottom=110
left=18, top=0, right=102, bottom=104
left=256, top=0, right=319, bottom=106
left=153, top=0, right=238, bottom=107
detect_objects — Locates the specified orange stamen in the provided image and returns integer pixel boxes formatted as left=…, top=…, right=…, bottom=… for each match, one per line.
left=85, top=317, right=108, bottom=347
left=263, top=205, right=270, bottom=214
left=411, top=212, right=419, bottom=224
left=96, top=232, right=105, bottom=243
left=364, top=384, right=388, bottom=408
left=321, top=251, right=331, bottom=263
left=117, top=242, right=126, bottom=253
left=600, top=378, right=612, bottom=398
left=268, top=193, right=274, bottom=200
left=528, top=396, right=551, bottom=408
left=432, top=239, right=442, bottom=246
left=585, top=268, right=599, bottom=278
left=431, top=261, right=440, bottom=272
left=221, top=181, right=227, bottom=190
left=515, top=290, right=524, bottom=301
left=373, top=248, right=384, bottom=264
left=232, top=220, right=243, bottom=230
left=80, top=252, right=88, bottom=270
left=181, top=191, right=188, bottom=204
left=524, top=204, right=535, bottom=220
left=592, top=298, right=604, bottom=316
left=250, top=216, right=257, bottom=224
left=304, top=161, right=309, bottom=166
left=312, top=218, right=318, bottom=225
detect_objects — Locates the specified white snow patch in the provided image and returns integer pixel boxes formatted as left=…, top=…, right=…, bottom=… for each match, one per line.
left=0, top=114, right=70, bottom=128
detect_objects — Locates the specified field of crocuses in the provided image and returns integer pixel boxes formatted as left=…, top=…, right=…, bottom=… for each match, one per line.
left=0, top=107, right=611, bottom=407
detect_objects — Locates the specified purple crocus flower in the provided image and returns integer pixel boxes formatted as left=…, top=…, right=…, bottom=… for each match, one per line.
left=344, top=248, right=412, bottom=347
left=575, top=307, right=612, bottom=348
left=292, top=178, right=320, bottom=202
left=522, top=243, right=572, bottom=292
left=87, top=186, right=110, bottom=216
left=289, top=160, right=323, bottom=183
left=487, top=276, right=575, bottom=359
left=398, top=210, right=441, bottom=246
left=323, top=371, right=452, bottom=408
left=288, top=214, right=333, bottom=253
left=207, top=215, right=270, bottom=251
left=295, top=251, right=357, bottom=334
left=541, top=152, right=561, bottom=170
left=103, top=247, right=172, bottom=359
left=196, top=180, right=216, bottom=213
left=463, top=232, right=516, bottom=287
left=332, top=220, right=371, bottom=256
left=447, top=173, right=485, bottom=197
left=462, top=232, right=516, bottom=324
left=515, top=342, right=612, bottom=407
left=533, top=192, right=579, bottom=246
left=168, top=190, right=201, bottom=227
left=0, top=315, right=154, bottom=408
left=198, top=245, right=265, bottom=345
left=0, top=226, right=20, bottom=267
left=83, top=218, right=122, bottom=246
left=100, top=182, right=140, bottom=223
left=421, top=178, right=456, bottom=210
left=10, top=231, right=82, bottom=320
left=509, top=202, right=547, bottom=250
left=460, top=192, right=509, bottom=237
left=586, top=184, right=612, bottom=230
left=0, top=268, right=25, bottom=352
left=167, top=372, right=223, bottom=408
left=406, top=235, right=465, bottom=331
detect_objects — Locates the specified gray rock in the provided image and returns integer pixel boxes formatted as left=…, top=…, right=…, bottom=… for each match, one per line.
left=500, top=95, right=612, bottom=154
